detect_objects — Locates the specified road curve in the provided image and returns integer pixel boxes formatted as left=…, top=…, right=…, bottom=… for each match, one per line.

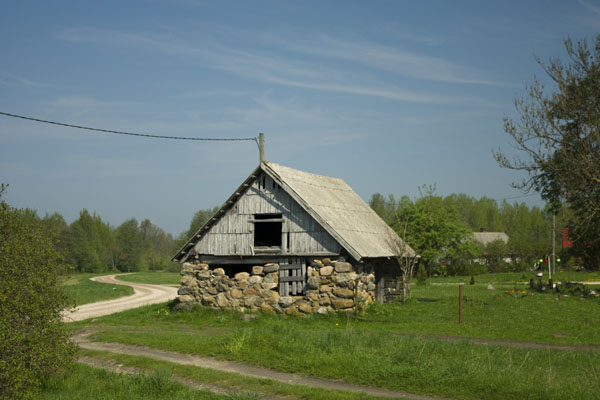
left=63, top=274, right=178, bottom=322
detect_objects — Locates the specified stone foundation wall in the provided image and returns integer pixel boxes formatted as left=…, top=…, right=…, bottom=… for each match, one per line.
left=177, top=258, right=375, bottom=314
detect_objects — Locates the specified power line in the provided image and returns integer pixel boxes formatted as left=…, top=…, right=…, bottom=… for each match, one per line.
left=0, top=111, right=258, bottom=143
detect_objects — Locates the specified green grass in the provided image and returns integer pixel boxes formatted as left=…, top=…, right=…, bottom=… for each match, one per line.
left=62, top=273, right=134, bottom=306
left=116, top=271, right=181, bottom=285
left=71, top=281, right=600, bottom=400
left=36, top=362, right=252, bottom=400
left=78, top=349, right=390, bottom=400
left=429, top=270, right=600, bottom=284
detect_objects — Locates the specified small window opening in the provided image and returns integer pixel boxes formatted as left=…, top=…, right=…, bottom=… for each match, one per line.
left=254, top=213, right=282, bottom=247
left=287, top=232, right=290, bottom=252
left=262, top=176, right=266, bottom=190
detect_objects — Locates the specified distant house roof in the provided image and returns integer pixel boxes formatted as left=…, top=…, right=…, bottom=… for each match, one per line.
left=472, top=232, right=509, bottom=246
left=173, top=161, right=415, bottom=262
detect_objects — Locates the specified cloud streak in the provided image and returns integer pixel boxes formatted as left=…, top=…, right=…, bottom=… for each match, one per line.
left=57, top=27, right=493, bottom=104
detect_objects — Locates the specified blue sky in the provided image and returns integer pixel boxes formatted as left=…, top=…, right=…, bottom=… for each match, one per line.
left=1, top=0, right=599, bottom=236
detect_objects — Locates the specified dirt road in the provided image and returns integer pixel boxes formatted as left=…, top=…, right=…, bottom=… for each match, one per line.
left=63, top=274, right=178, bottom=322
left=73, top=330, right=450, bottom=400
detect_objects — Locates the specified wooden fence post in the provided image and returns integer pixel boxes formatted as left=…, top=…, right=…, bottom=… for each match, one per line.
left=458, top=285, right=463, bottom=324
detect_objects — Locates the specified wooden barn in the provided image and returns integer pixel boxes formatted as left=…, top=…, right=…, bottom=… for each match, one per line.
left=172, top=161, right=415, bottom=302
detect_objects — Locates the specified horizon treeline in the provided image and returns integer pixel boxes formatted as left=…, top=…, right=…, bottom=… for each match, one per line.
left=369, top=192, right=573, bottom=273
left=19, top=207, right=221, bottom=273
left=15, top=192, right=571, bottom=274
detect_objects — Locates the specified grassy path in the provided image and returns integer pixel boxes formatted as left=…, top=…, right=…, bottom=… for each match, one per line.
left=72, top=330, right=450, bottom=400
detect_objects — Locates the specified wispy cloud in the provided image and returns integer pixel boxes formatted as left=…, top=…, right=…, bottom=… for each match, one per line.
left=265, top=33, right=511, bottom=86
left=0, top=71, right=56, bottom=88
left=57, top=27, right=490, bottom=104
left=576, top=0, right=600, bottom=28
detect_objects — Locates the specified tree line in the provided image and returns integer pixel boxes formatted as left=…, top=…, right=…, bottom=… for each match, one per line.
left=21, top=207, right=218, bottom=273
left=369, top=189, right=576, bottom=275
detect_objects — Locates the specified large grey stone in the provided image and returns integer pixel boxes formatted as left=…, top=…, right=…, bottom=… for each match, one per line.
left=334, top=261, right=353, bottom=273
left=317, top=306, right=329, bottom=315
left=251, top=266, right=264, bottom=275
left=178, top=294, right=194, bottom=303
left=180, top=275, right=195, bottom=286
left=234, top=272, right=250, bottom=280
left=306, top=276, right=319, bottom=290
left=261, top=282, right=277, bottom=290
left=216, top=293, right=230, bottom=307
left=331, top=297, right=354, bottom=309
left=263, top=264, right=279, bottom=273
left=196, top=269, right=211, bottom=279
left=278, top=296, right=294, bottom=307
left=177, top=287, right=192, bottom=296
left=319, top=266, right=334, bottom=276
left=333, top=288, right=354, bottom=299
left=263, top=272, right=278, bottom=283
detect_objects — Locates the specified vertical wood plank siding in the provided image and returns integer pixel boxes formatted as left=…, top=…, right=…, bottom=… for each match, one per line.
left=194, top=172, right=341, bottom=256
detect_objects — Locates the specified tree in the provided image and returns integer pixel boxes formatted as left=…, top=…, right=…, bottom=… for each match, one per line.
left=0, top=185, right=75, bottom=399
left=67, top=209, right=115, bottom=272
left=175, top=206, right=219, bottom=248
left=392, top=186, right=475, bottom=275
left=115, top=218, right=145, bottom=272
left=139, top=218, right=175, bottom=270
left=494, top=36, right=600, bottom=269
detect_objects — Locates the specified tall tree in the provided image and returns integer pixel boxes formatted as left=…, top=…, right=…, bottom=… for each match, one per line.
left=391, top=186, right=476, bottom=277
left=67, top=210, right=115, bottom=272
left=115, top=218, right=145, bottom=272
left=0, top=185, right=75, bottom=399
left=494, top=36, right=600, bottom=269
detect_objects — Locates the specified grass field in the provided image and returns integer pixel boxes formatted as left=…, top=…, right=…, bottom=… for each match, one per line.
left=76, top=349, right=387, bottom=400
left=62, top=273, right=134, bottom=306
left=36, top=361, right=253, bottom=399
left=115, top=271, right=180, bottom=285
left=429, top=270, right=600, bottom=285
left=69, top=278, right=600, bottom=400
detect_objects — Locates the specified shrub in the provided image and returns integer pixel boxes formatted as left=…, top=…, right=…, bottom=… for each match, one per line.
left=0, top=188, right=75, bottom=399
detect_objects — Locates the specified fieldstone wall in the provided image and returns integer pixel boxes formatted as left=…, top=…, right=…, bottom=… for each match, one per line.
left=177, top=258, right=375, bottom=314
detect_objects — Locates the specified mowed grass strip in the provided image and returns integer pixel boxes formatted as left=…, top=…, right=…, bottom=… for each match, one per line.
left=77, top=349, right=392, bottom=400
left=115, top=271, right=181, bottom=285
left=62, top=273, right=134, bottom=306
left=78, top=286, right=600, bottom=400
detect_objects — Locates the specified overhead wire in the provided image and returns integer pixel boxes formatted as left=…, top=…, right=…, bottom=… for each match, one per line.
left=0, top=111, right=258, bottom=143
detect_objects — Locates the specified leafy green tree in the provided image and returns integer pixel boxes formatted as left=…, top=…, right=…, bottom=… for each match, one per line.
left=67, top=209, right=115, bottom=272
left=392, top=186, right=476, bottom=278
left=115, top=218, right=145, bottom=272
left=495, top=36, right=600, bottom=269
left=175, top=206, right=219, bottom=248
left=139, top=218, right=175, bottom=270
left=0, top=185, right=75, bottom=399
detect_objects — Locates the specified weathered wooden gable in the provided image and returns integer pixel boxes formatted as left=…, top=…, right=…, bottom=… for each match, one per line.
left=192, top=171, right=341, bottom=256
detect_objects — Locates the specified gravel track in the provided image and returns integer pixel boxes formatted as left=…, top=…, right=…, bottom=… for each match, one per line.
left=63, top=274, right=178, bottom=322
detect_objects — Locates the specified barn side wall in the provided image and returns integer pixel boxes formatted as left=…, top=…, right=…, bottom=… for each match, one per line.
left=193, top=172, right=341, bottom=257
left=176, top=258, right=375, bottom=314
